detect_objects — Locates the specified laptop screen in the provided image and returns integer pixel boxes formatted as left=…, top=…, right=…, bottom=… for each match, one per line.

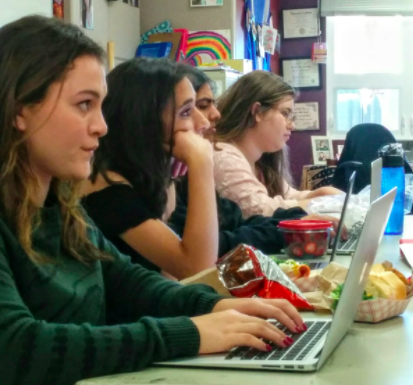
left=330, top=171, right=356, bottom=262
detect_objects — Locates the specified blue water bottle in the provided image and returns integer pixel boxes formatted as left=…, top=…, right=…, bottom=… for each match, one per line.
left=379, top=143, right=405, bottom=235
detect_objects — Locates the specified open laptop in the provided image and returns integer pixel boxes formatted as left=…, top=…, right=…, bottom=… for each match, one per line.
left=272, top=172, right=356, bottom=270
left=334, top=157, right=383, bottom=254
left=156, top=188, right=396, bottom=372
left=299, top=171, right=356, bottom=270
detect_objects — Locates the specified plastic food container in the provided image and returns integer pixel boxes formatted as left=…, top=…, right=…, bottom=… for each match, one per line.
left=277, top=220, right=333, bottom=259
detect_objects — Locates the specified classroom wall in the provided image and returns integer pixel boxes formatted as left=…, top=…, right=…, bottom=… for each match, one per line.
left=139, top=0, right=245, bottom=59
left=0, top=0, right=52, bottom=26
left=65, top=0, right=140, bottom=65
left=274, top=0, right=327, bottom=187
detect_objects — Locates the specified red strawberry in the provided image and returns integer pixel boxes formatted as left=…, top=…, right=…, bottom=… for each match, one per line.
left=304, top=242, right=317, bottom=255
left=314, top=243, right=326, bottom=257
left=291, top=245, right=304, bottom=257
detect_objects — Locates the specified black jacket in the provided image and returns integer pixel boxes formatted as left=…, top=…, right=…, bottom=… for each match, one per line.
left=169, top=177, right=307, bottom=257
left=332, top=123, right=412, bottom=193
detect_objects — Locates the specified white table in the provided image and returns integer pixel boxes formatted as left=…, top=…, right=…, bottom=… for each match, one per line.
left=77, top=219, right=413, bottom=385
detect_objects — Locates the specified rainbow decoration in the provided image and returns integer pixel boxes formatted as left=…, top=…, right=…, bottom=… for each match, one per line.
left=186, top=30, right=231, bottom=66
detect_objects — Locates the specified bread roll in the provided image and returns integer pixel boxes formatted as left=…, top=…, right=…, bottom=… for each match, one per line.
left=365, top=271, right=407, bottom=300
left=371, top=261, right=410, bottom=285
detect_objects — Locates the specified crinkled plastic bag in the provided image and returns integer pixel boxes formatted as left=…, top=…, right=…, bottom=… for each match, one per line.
left=307, top=188, right=370, bottom=229
left=405, top=174, right=413, bottom=214
left=216, top=244, right=313, bottom=310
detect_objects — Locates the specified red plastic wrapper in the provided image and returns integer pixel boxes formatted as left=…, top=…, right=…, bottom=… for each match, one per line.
left=216, top=244, right=313, bottom=310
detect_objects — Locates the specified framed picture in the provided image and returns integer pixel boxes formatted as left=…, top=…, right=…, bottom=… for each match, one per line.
left=332, top=139, right=346, bottom=160
left=293, top=102, right=319, bottom=131
left=282, top=8, right=319, bottom=39
left=190, top=0, right=223, bottom=7
left=311, top=136, right=332, bottom=165
left=281, top=57, right=321, bottom=90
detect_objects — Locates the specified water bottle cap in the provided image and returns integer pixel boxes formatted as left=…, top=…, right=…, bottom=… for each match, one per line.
left=379, top=143, right=404, bottom=167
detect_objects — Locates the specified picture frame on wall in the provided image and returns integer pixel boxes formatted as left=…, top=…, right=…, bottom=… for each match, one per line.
left=293, top=102, right=320, bottom=131
left=311, top=136, right=332, bottom=165
left=332, top=139, right=346, bottom=160
left=282, top=8, right=319, bottom=39
left=281, top=57, right=321, bottom=90
left=190, top=0, right=223, bottom=7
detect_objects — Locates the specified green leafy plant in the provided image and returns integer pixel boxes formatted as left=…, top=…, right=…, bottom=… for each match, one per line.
left=331, top=284, right=374, bottom=310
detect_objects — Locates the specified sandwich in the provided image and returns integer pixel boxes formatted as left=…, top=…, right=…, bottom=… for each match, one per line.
left=331, top=261, right=411, bottom=308
left=271, top=258, right=311, bottom=279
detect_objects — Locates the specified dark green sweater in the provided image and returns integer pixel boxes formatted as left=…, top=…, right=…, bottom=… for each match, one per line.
left=0, top=204, right=224, bottom=385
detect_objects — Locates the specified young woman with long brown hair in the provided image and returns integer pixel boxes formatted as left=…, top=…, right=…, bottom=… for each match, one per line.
left=214, top=71, right=341, bottom=218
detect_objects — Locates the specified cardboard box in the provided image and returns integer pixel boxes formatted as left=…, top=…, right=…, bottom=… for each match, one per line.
left=220, top=59, right=253, bottom=74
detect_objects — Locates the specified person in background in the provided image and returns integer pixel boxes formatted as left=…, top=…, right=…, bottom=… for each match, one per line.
left=82, top=57, right=219, bottom=280
left=169, top=65, right=344, bottom=257
left=0, top=16, right=305, bottom=385
left=214, top=71, right=342, bottom=218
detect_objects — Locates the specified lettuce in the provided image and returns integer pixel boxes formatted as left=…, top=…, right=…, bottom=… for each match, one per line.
left=331, top=284, right=374, bottom=310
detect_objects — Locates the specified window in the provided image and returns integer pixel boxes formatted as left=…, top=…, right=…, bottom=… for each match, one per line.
left=335, top=89, right=399, bottom=132
left=326, top=16, right=413, bottom=138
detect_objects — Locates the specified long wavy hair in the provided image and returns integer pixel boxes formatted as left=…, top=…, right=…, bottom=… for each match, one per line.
left=0, top=15, right=110, bottom=264
left=91, top=58, right=185, bottom=218
left=215, top=71, right=296, bottom=197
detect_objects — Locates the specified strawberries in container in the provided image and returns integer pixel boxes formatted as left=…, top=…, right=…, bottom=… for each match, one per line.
left=277, top=220, right=333, bottom=259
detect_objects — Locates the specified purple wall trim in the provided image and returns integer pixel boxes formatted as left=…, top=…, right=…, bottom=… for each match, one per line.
left=277, top=0, right=327, bottom=187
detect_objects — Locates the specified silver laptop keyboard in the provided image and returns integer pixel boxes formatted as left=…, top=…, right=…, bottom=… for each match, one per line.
left=336, top=221, right=364, bottom=252
left=225, top=321, right=331, bottom=361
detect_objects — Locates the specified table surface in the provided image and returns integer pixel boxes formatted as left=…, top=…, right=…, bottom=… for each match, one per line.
left=77, top=218, right=413, bottom=385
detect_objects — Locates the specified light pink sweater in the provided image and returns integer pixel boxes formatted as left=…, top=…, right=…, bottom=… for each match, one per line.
left=213, top=143, right=310, bottom=218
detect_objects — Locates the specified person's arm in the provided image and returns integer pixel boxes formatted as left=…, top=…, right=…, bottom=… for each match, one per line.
left=100, top=228, right=305, bottom=349
left=218, top=206, right=307, bottom=256
left=121, top=131, right=217, bottom=280
left=305, top=186, right=344, bottom=199
left=214, top=146, right=304, bottom=217
left=0, top=237, right=209, bottom=385
left=283, top=180, right=311, bottom=201
left=99, top=231, right=224, bottom=321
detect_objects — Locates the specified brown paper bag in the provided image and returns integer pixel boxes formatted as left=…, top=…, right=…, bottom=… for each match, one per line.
left=180, top=267, right=231, bottom=296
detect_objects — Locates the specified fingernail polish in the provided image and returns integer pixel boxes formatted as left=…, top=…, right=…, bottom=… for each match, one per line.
left=295, top=326, right=302, bottom=333
left=302, top=323, right=308, bottom=331
left=266, top=344, right=273, bottom=352
left=286, top=337, right=294, bottom=344
left=282, top=338, right=292, bottom=346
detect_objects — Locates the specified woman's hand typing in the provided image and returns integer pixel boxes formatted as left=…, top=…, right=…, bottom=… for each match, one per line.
left=191, top=298, right=305, bottom=354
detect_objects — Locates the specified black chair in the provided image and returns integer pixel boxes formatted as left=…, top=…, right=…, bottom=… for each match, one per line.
left=332, top=123, right=413, bottom=194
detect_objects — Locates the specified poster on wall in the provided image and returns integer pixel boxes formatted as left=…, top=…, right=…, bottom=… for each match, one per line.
left=293, top=102, right=320, bottom=131
left=190, top=0, right=223, bottom=7
left=186, top=30, right=231, bottom=66
left=262, top=25, right=277, bottom=55
left=81, top=0, right=93, bottom=30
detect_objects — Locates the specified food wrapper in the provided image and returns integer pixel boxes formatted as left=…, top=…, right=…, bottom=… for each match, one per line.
left=294, top=271, right=321, bottom=293
left=216, top=244, right=313, bottom=310
left=180, top=267, right=231, bottom=296
left=305, top=262, right=413, bottom=323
